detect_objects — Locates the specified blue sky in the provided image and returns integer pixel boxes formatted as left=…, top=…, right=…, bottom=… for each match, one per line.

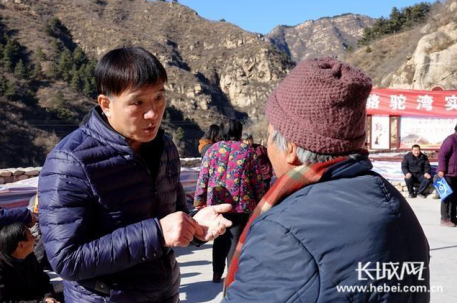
left=176, top=0, right=430, bottom=34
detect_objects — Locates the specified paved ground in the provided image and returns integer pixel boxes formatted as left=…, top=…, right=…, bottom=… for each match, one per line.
left=175, top=195, right=457, bottom=303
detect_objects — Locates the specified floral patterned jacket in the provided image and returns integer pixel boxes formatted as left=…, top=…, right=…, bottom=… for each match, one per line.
left=194, top=141, right=265, bottom=213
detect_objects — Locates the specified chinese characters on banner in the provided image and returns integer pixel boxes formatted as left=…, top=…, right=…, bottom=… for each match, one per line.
left=367, top=89, right=457, bottom=117
left=367, top=89, right=457, bottom=150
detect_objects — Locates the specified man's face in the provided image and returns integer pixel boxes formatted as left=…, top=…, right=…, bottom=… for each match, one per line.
left=267, top=124, right=288, bottom=178
left=14, top=228, right=35, bottom=258
left=412, top=147, right=421, bottom=157
left=23, top=228, right=35, bottom=256
left=102, top=82, right=166, bottom=150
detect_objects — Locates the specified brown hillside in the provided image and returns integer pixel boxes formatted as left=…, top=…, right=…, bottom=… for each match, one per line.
left=0, top=0, right=294, bottom=167
left=346, top=0, right=457, bottom=89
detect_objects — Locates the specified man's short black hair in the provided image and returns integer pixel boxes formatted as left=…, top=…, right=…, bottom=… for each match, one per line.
left=412, top=144, right=421, bottom=150
left=0, top=222, right=28, bottom=256
left=95, top=46, right=167, bottom=96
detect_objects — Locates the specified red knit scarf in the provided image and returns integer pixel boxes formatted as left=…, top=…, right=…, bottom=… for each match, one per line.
left=224, top=157, right=347, bottom=289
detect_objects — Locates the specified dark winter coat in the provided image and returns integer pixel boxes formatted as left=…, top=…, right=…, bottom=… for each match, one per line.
left=438, top=133, right=457, bottom=177
left=401, top=152, right=431, bottom=175
left=38, top=106, right=187, bottom=303
left=223, top=156, right=430, bottom=303
left=0, top=252, right=54, bottom=302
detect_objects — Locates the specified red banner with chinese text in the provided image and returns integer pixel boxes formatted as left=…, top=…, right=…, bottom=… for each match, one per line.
left=367, top=88, right=457, bottom=117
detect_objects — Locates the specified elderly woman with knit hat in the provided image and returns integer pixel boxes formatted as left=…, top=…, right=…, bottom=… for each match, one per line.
left=222, top=58, right=430, bottom=303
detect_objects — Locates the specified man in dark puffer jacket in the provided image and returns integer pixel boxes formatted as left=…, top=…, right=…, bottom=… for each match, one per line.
left=38, top=47, right=232, bottom=303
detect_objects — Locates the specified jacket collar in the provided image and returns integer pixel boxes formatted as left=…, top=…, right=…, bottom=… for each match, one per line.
left=407, top=151, right=425, bottom=160
left=321, top=154, right=373, bottom=182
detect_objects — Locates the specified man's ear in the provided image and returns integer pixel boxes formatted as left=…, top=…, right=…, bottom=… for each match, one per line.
left=285, top=141, right=300, bottom=165
left=98, top=94, right=112, bottom=118
left=16, top=241, right=24, bottom=252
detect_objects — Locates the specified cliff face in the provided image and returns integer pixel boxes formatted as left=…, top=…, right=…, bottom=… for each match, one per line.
left=387, top=1, right=457, bottom=90
left=0, top=0, right=294, bottom=166
left=346, top=0, right=457, bottom=90
left=267, top=14, right=375, bottom=62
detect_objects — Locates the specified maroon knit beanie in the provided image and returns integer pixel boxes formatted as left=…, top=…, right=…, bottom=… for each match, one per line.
left=265, top=57, right=372, bottom=155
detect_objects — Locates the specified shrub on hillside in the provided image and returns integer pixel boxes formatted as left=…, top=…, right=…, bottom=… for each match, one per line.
left=358, top=2, right=432, bottom=46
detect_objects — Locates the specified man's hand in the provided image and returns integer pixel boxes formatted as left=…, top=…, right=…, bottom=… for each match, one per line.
left=45, top=298, right=60, bottom=303
left=193, top=204, right=233, bottom=242
left=424, top=173, right=431, bottom=179
left=160, top=212, right=203, bottom=247
left=438, top=171, right=445, bottom=178
left=405, top=173, right=412, bottom=179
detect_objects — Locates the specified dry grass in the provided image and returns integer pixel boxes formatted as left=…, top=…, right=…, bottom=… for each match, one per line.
left=345, top=0, right=457, bottom=88
left=345, top=29, right=424, bottom=87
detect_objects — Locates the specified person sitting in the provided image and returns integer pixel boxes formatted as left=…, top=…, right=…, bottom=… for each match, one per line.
left=402, top=144, right=432, bottom=198
left=0, top=222, right=59, bottom=303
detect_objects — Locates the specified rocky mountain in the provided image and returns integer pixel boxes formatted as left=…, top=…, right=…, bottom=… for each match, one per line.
left=0, top=0, right=293, bottom=167
left=267, top=14, right=375, bottom=62
left=5, top=0, right=454, bottom=169
left=346, top=0, right=457, bottom=90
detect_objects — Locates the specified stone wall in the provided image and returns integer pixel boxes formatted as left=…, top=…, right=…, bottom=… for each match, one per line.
left=0, top=162, right=438, bottom=199
left=0, top=160, right=203, bottom=185
left=0, top=167, right=41, bottom=184
left=391, top=180, right=437, bottom=196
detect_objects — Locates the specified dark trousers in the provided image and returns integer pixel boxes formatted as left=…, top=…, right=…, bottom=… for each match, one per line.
left=212, top=213, right=249, bottom=274
left=405, top=173, right=431, bottom=195
left=441, top=176, right=457, bottom=221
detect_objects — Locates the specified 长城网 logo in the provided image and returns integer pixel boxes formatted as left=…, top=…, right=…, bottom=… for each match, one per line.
left=356, top=262, right=426, bottom=281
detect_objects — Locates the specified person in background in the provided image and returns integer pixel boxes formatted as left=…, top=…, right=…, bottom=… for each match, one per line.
left=401, top=144, right=432, bottom=198
left=223, top=57, right=430, bottom=303
left=26, top=194, right=50, bottom=270
left=0, top=206, right=36, bottom=228
left=438, top=124, right=457, bottom=227
left=0, top=222, right=59, bottom=303
left=194, top=119, right=265, bottom=283
left=198, top=124, right=221, bottom=157
left=242, top=133, right=273, bottom=191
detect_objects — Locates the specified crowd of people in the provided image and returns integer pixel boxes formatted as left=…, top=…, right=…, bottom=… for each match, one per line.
left=3, top=46, right=457, bottom=302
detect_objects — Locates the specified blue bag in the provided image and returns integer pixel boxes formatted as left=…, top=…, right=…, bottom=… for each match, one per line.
left=433, top=177, right=453, bottom=201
